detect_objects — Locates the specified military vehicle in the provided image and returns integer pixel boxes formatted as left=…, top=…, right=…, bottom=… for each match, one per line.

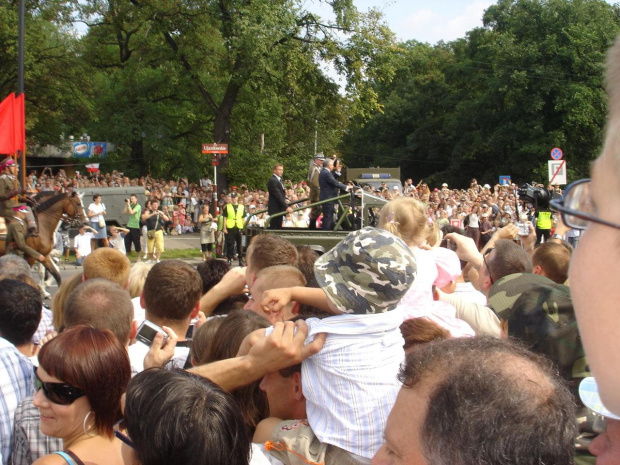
left=244, top=189, right=387, bottom=252
left=344, top=167, right=402, bottom=193
left=76, top=187, right=146, bottom=227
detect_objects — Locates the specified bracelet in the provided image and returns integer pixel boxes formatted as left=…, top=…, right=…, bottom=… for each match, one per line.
left=552, top=234, right=563, bottom=240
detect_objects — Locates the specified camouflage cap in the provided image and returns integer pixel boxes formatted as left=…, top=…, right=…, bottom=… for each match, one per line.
left=314, top=227, right=416, bottom=314
left=488, top=273, right=586, bottom=382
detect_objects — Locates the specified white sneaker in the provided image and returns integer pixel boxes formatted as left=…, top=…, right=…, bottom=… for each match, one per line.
left=147, top=259, right=153, bottom=264
left=156, top=259, right=161, bottom=263
left=143, top=254, right=148, bottom=260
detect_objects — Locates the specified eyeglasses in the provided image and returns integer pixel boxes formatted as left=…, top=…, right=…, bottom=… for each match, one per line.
left=114, top=419, right=135, bottom=449
left=482, top=247, right=495, bottom=285
left=550, top=178, right=620, bottom=230
left=34, top=367, right=86, bottom=405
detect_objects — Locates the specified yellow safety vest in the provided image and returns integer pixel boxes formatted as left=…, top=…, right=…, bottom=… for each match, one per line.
left=225, top=203, right=245, bottom=229
left=537, top=211, right=552, bottom=229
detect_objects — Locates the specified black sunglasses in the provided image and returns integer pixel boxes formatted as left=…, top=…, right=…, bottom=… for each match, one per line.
left=482, top=247, right=495, bottom=285
left=34, top=367, right=86, bottom=406
left=114, top=419, right=136, bottom=449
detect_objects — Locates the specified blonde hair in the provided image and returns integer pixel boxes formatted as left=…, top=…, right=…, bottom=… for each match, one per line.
left=51, top=272, right=83, bottom=329
left=425, top=221, right=442, bottom=248
left=128, top=262, right=153, bottom=299
left=83, top=248, right=131, bottom=288
left=378, top=197, right=429, bottom=246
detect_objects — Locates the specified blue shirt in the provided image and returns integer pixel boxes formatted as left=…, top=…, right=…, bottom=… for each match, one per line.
left=0, top=337, right=34, bottom=465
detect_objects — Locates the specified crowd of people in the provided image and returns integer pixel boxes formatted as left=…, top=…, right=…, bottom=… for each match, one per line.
left=1, top=31, right=620, bottom=465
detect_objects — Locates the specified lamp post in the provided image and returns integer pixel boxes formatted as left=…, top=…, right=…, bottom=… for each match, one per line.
left=17, top=0, right=25, bottom=185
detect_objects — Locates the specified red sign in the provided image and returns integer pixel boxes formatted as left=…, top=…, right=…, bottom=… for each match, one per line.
left=211, top=154, right=219, bottom=166
left=202, top=143, right=228, bottom=154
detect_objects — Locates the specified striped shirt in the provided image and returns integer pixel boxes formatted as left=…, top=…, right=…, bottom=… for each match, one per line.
left=302, top=311, right=405, bottom=459
left=0, top=338, right=35, bottom=465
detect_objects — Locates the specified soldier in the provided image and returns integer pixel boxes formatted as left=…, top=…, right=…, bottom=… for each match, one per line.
left=307, top=153, right=325, bottom=230
left=5, top=203, right=45, bottom=263
left=0, top=157, right=37, bottom=235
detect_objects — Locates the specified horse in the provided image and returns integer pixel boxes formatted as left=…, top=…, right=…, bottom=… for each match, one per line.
left=0, top=191, right=87, bottom=285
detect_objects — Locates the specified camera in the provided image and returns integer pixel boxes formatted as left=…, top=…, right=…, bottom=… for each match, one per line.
left=135, top=320, right=167, bottom=346
left=125, top=198, right=130, bottom=203
left=517, top=222, right=530, bottom=236
left=517, top=184, right=554, bottom=209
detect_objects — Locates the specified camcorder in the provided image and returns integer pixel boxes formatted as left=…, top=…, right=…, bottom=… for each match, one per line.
left=517, top=184, right=559, bottom=209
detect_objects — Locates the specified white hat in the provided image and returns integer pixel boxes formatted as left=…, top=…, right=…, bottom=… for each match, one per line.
left=442, top=183, right=448, bottom=187
left=393, top=186, right=399, bottom=190
left=483, top=184, right=491, bottom=189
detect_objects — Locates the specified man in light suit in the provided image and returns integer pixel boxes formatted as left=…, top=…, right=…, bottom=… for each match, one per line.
left=267, top=164, right=292, bottom=230
left=319, top=158, right=349, bottom=230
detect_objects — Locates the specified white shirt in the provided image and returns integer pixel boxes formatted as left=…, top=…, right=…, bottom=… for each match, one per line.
left=73, top=232, right=93, bottom=257
left=88, top=203, right=106, bottom=222
left=109, top=234, right=126, bottom=254
left=302, top=311, right=404, bottom=459
left=127, top=338, right=190, bottom=373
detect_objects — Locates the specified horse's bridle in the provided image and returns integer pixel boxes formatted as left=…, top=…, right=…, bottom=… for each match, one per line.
left=30, top=194, right=86, bottom=227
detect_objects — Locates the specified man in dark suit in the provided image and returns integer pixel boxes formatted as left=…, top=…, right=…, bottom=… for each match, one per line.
left=319, top=158, right=349, bottom=230
left=267, top=164, right=292, bottom=229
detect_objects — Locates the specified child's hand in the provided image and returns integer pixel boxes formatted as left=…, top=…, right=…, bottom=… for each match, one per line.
left=261, top=288, right=293, bottom=315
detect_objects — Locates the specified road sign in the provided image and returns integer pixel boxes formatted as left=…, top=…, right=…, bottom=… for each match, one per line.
left=548, top=160, right=567, bottom=185
left=202, top=143, right=228, bottom=154
left=550, top=147, right=563, bottom=160
left=499, top=175, right=511, bottom=186
left=211, top=154, right=219, bottom=166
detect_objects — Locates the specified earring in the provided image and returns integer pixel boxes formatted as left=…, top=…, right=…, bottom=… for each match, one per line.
left=83, top=410, right=96, bottom=437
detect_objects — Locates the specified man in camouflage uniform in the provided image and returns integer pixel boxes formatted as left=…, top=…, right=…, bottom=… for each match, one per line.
left=5, top=203, right=44, bottom=263
left=0, top=158, right=37, bottom=234
left=307, top=153, right=324, bottom=230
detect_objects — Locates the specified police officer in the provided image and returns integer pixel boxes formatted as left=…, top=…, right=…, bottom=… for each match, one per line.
left=6, top=203, right=45, bottom=263
left=223, top=192, right=245, bottom=266
left=0, top=157, right=37, bottom=235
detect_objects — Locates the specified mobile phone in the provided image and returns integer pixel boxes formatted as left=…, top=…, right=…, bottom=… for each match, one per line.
left=136, top=320, right=167, bottom=347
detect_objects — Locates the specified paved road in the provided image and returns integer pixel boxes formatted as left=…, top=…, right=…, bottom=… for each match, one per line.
left=41, top=232, right=223, bottom=300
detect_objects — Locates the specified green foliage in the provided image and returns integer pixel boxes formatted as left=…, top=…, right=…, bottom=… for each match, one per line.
left=341, top=0, right=620, bottom=187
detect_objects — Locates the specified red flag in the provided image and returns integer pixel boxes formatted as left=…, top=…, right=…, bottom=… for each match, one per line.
left=13, top=93, right=25, bottom=154
left=0, top=93, right=16, bottom=154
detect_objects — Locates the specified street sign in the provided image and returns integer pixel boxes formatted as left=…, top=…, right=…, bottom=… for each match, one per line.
left=550, top=147, right=563, bottom=160
left=499, top=175, right=511, bottom=186
left=211, top=154, right=219, bottom=166
left=202, top=143, right=228, bottom=154
left=548, top=160, right=567, bottom=185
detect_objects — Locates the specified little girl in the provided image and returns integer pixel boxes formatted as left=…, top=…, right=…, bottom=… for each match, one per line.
left=378, top=197, right=474, bottom=337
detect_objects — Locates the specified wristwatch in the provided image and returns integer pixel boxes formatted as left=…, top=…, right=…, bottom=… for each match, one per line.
left=552, top=234, right=563, bottom=239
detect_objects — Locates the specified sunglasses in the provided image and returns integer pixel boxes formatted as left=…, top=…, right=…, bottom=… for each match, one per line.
left=113, top=419, right=136, bottom=449
left=550, top=178, right=620, bottom=231
left=482, top=247, right=495, bottom=285
left=34, top=367, right=86, bottom=405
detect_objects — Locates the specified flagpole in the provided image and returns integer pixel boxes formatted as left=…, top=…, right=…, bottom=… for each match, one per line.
left=17, top=0, right=26, bottom=186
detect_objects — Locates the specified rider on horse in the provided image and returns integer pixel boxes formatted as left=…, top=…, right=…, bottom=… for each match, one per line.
left=0, top=157, right=38, bottom=236
left=5, top=203, right=44, bottom=263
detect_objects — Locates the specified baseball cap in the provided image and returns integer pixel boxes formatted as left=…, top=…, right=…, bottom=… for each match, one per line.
left=313, top=227, right=416, bottom=314
left=579, top=377, right=620, bottom=420
left=488, top=273, right=585, bottom=381
left=483, top=184, right=491, bottom=189
left=230, top=193, right=238, bottom=198
left=441, top=183, right=448, bottom=187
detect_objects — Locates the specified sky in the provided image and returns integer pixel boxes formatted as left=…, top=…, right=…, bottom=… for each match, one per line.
left=308, top=0, right=618, bottom=45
